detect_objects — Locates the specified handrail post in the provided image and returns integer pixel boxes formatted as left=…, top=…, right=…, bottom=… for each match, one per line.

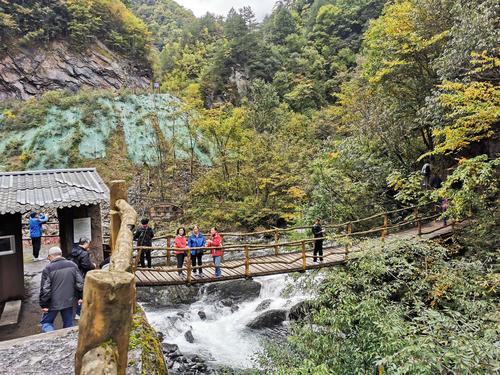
left=186, top=250, right=192, bottom=283
left=110, top=180, right=128, bottom=253
left=221, top=235, right=225, bottom=262
left=381, top=214, right=388, bottom=241
left=274, top=230, right=279, bottom=255
left=301, top=241, right=307, bottom=271
left=244, top=246, right=250, bottom=278
left=415, top=208, right=422, bottom=236
left=134, top=248, right=143, bottom=272
left=345, top=222, right=352, bottom=258
left=166, top=236, right=172, bottom=266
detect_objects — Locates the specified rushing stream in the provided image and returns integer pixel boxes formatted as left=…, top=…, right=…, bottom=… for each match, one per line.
left=141, top=273, right=318, bottom=372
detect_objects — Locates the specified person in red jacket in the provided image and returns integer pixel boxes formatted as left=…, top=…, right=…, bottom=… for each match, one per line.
left=174, top=227, right=188, bottom=276
left=206, top=227, right=223, bottom=277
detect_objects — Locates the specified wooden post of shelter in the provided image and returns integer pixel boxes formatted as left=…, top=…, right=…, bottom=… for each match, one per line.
left=301, top=241, right=307, bottom=271
left=244, top=245, right=250, bottom=278
left=110, top=180, right=128, bottom=253
left=381, top=213, right=388, bottom=241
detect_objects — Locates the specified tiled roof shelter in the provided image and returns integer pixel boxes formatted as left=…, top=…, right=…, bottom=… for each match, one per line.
left=0, top=168, right=108, bottom=303
left=0, top=168, right=109, bottom=215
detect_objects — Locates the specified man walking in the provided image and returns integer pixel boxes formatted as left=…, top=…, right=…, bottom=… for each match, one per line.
left=133, top=218, right=155, bottom=268
left=39, top=247, right=83, bottom=332
left=29, top=212, right=48, bottom=261
left=312, top=218, right=325, bottom=262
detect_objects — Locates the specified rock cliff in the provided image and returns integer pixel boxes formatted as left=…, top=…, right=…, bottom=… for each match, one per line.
left=0, top=41, right=150, bottom=100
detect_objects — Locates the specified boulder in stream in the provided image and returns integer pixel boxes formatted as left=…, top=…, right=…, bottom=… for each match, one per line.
left=255, top=299, right=272, bottom=312
left=137, top=285, right=201, bottom=307
left=184, top=330, right=195, bottom=343
left=246, top=309, right=288, bottom=329
left=198, top=310, right=207, bottom=320
left=205, top=279, right=261, bottom=303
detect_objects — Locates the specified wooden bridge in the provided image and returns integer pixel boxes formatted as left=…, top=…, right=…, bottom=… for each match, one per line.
left=134, top=205, right=455, bottom=287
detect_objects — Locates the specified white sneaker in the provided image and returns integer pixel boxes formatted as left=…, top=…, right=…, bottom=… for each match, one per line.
left=38, top=257, right=46, bottom=261
left=74, top=314, right=80, bottom=320
left=32, top=257, right=38, bottom=262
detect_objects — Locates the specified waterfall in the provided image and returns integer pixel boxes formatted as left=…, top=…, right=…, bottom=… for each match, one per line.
left=143, top=272, right=318, bottom=370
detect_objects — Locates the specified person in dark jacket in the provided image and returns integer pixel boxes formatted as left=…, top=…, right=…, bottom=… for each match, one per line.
left=134, top=218, right=154, bottom=268
left=29, top=212, right=48, bottom=261
left=39, top=247, right=83, bottom=332
left=312, top=218, right=325, bottom=262
left=71, top=237, right=96, bottom=278
left=188, top=225, right=206, bottom=277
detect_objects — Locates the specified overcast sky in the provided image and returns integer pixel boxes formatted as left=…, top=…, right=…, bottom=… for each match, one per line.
left=175, top=0, right=276, bottom=20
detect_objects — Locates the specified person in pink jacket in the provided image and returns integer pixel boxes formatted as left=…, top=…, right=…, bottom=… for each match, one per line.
left=206, top=227, right=223, bottom=277
left=174, top=227, right=188, bottom=276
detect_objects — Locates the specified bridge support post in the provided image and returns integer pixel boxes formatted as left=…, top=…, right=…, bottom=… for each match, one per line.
left=274, top=230, right=279, bottom=255
left=244, top=246, right=250, bottom=278
left=301, top=241, right=307, bottom=271
left=186, top=251, right=192, bottom=284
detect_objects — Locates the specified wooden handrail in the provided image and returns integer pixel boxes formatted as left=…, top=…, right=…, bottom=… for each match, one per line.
left=150, top=202, right=437, bottom=239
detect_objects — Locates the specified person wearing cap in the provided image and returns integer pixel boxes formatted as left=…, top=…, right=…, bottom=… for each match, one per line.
left=39, top=247, right=83, bottom=332
left=29, top=212, right=48, bottom=261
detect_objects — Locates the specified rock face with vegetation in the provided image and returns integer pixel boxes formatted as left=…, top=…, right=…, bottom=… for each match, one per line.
left=0, top=41, right=149, bottom=100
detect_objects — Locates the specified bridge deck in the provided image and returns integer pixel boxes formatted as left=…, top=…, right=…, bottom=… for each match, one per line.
left=135, top=250, right=346, bottom=287
left=135, top=220, right=457, bottom=287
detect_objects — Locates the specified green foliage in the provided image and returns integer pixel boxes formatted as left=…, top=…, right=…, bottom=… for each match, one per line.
left=261, top=238, right=499, bottom=374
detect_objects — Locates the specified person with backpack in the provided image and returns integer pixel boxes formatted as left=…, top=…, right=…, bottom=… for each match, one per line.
left=174, top=227, right=188, bottom=276
left=133, top=218, right=155, bottom=268
left=206, top=227, right=223, bottom=277
left=29, top=212, right=48, bottom=261
left=188, top=225, right=206, bottom=277
left=312, top=218, right=325, bottom=262
left=421, top=163, right=432, bottom=189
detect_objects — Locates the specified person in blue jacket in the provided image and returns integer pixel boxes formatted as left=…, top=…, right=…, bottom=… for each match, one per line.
left=188, top=225, right=206, bottom=277
left=29, top=212, right=48, bottom=261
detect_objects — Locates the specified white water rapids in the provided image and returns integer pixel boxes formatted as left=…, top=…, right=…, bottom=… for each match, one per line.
left=143, top=273, right=319, bottom=370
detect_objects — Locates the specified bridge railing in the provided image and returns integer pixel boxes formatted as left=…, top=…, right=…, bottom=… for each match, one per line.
left=75, top=181, right=138, bottom=375
left=133, top=204, right=443, bottom=282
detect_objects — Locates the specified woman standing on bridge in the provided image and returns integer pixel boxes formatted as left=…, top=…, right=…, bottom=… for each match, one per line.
left=174, top=227, right=188, bottom=276
left=207, top=227, right=223, bottom=278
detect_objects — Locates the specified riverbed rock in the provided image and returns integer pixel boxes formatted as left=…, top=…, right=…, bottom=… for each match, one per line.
left=230, top=305, right=239, bottom=313
left=204, top=279, right=261, bottom=303
left=137, top=284, right=201, bottom=306
left=184, top=330, right=195, bottom=343
left=197, top=310, right=207, bottom=320
left=289, top=300, right=314, bottom=321
left=162, top=343, right=179, bottom=354
left=220, top=298, right=234, bottom=307
left=246, top=309, right=288, bottom=329
left=255, top=299, right=273, bottom=312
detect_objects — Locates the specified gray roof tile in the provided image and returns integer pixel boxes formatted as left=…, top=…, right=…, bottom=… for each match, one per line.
left=0, top=168, right=109, bottom=214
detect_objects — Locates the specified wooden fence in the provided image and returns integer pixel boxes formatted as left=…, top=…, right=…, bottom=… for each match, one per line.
left=75, top=181, right=138, bottom=375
